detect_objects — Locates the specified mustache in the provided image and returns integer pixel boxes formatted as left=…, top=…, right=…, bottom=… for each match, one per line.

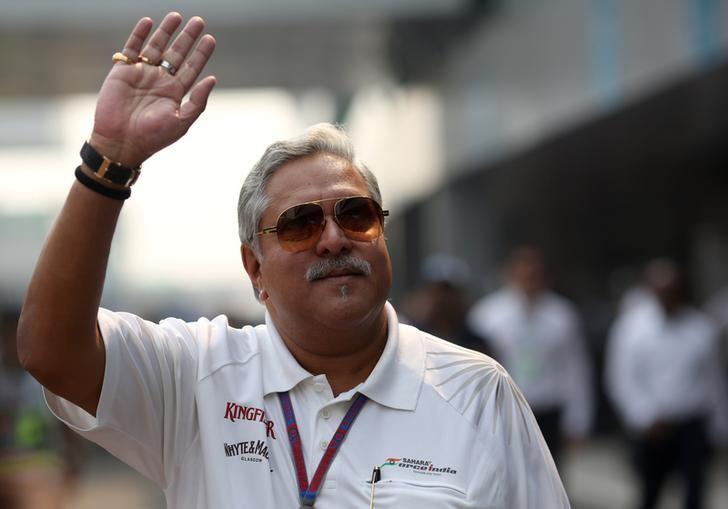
left=305, top=255, right=372, bottom=281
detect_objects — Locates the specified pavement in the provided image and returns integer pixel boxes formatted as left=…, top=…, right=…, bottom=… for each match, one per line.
left=564, top=438, right=728, bottom=509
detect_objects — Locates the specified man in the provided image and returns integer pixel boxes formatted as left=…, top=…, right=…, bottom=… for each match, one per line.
left=17, top=13, right=568, bottom=508
left=401, top=254, right=488, bottom=353
left=467, top=246, right=593, bottom=465
left=605, top=258, right=728, bottom=509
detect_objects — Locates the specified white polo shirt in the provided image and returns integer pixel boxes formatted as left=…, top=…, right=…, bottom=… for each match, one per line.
left=44, top=302, right=568, bottom=508
left=605, top=300, right=728, bottom=441
left=467, top=288, right=593, bottom=439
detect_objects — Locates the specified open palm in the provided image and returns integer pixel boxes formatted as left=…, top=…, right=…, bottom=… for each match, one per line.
left=90, top=13, right=216, bottom=168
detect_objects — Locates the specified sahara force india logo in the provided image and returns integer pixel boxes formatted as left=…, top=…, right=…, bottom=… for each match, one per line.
left=381, top=457, right=458, bottom=475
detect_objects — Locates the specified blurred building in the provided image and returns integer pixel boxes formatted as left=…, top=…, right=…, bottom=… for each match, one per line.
left=2, top=0, right=728, bottom=420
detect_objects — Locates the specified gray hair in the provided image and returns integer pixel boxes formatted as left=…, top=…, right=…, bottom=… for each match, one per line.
left=237, top=122, right=383, bottom=255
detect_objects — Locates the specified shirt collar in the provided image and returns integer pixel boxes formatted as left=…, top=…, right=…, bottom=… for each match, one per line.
left=357, top=302, right=424, bottom=411
left=259, top=302, right=425, bottom=411
left=259, top=314, right=313, bottom=396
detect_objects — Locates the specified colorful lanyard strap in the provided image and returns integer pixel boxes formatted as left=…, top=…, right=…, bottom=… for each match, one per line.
left=278, top=391, right=368, bottom=507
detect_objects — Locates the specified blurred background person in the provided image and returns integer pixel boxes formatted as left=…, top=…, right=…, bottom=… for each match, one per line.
left=0, top=308, right=79, bottom=509
left=466, top=245, right=594, bottom=466
left=704, top=283, right=728, bottom=367
left=401, top=253, right=489, bottom=353
left=605, top=258, right=728, bottom=509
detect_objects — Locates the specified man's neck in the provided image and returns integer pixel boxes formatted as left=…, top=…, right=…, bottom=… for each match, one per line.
left=272, top=310, right=389, bottom=396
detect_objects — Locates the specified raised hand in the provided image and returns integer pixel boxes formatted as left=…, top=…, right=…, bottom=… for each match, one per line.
left=90, top=12, right=216, bottom=168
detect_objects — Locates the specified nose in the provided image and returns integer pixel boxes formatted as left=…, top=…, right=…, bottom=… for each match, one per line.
left=315, top=216, right=352, bottom=257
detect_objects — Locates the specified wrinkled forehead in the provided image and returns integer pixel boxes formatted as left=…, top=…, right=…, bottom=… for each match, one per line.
left=263, top=154, right=370, bottom=215
left=508, top=247, right=543, bottom=269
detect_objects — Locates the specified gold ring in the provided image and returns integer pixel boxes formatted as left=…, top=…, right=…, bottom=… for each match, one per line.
left=112, top=52, right=135, bottom=65
left=139, top=55, right=155, bottom=65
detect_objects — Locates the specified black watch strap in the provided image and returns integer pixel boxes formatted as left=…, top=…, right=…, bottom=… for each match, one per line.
left=80, top=142, right=141, bottom=187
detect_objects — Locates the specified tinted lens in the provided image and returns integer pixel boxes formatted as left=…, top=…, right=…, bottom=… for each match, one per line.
left=276, top=203, right=325, bottom=251
left=334, top=197, right=383, bottom=241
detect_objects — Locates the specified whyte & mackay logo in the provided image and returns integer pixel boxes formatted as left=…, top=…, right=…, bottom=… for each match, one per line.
left=223, top=402, right=276, bottom=439
left=224, top=439, right=270, bottom=463
left=380, top=457, right=458, bottom=475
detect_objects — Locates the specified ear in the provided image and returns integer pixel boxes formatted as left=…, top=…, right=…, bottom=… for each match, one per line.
left=241, top=244, right=264, bottom=294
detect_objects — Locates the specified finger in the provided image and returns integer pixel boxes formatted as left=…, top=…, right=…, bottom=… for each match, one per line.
left=139, top=12, right=183, bottom=65
left=160, top=16, right=206, bottom=72
left=176, top=34, right=216, bottom=90
left=179, top=76, right=217, bottom=127
left=120, top=17, right=154, bottom=60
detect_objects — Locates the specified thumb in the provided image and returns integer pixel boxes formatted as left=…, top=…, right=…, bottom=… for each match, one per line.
left=179, top=76, right=217, bottom=127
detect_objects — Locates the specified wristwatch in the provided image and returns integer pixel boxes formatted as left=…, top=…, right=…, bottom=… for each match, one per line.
left=80, top=141, right=141, bottom=187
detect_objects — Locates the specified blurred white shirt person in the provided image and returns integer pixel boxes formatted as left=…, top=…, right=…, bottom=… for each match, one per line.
left=704, top=284, right=728, bottom=366
left=605, top=258, right=728, bottom=509
left=468, top=246, right=593, bottom=464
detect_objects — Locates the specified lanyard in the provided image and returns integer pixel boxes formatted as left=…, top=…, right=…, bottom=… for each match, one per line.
left=278, top=391, right=368, bottom=507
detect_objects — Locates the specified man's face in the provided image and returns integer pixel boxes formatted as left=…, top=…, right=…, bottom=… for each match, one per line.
left=243, top=153, right=392, bottom=336
left=645, top=261, right=682, bottom=314
left=507, top=247, right=545, bottom=297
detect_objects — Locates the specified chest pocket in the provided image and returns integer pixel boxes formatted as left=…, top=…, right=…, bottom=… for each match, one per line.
left=365, top=478, right=468, bottom=509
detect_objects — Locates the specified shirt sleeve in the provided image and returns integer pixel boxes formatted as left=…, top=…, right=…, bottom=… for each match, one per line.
left=705, top=328, right=728, bottom=445
left=559, top=313, right=593, bottom=439
left=469, top=367, right=571, bottom=508
left=43, top=308, right=200, bottom=488
left=603, top=313, right=653, bottom=432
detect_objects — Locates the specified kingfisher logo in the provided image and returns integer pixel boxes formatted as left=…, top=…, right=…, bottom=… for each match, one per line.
left=224, top=402, right=276, bottom=439
left=380, top=457, right=457, bottom=475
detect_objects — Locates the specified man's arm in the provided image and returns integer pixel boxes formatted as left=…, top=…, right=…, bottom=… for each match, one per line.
left=560, top=314, right=593, bottom=441
left=17, top=12, right=216, bottom=416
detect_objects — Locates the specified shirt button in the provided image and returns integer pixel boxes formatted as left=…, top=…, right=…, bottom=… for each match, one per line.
left=320, top=409, right=330, bottom=420
left=320, top=440, right=329, bottom=450
left=313, top=382, right=325, bottom=393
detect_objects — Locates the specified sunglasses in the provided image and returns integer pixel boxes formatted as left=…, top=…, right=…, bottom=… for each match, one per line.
left=256, top=196, right=389, bottom=253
